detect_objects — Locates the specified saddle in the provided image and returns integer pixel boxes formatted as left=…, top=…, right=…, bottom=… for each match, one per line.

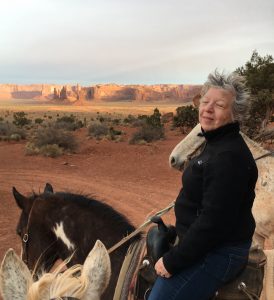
left=135, top=217, right=266, bottom=300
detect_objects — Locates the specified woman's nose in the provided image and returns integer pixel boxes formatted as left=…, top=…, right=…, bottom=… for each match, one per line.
left=204, top=102, right=214, bottom=112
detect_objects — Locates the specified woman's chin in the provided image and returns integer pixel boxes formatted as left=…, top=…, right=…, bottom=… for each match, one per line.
left=200, top=122, right=214, bottom=132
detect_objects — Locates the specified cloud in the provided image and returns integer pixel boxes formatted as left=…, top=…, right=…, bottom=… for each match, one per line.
left=0, top=0, right=273, bottom=84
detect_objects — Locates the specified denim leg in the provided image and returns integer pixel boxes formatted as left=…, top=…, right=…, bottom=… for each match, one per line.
left=148, top=241, right=251, bottom=300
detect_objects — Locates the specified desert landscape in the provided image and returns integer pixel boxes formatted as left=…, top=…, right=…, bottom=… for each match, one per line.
left=0, top=99, right=188, bottom=265
left=0, top=94, right=273, bottom=300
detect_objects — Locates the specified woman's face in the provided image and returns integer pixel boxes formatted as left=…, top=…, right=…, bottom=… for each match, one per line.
left=199, top=87, right=235, bottom=132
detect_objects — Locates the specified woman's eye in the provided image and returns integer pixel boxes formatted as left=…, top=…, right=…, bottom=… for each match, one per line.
left=216, top=103, right=225, bottom=109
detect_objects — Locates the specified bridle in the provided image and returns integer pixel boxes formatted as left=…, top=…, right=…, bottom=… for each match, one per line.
left=21, top=197, right=57, bottom=271
left=21, top=199, right=36, bottom=266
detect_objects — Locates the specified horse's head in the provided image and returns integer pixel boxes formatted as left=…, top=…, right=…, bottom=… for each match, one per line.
left=13, top=183, right=58, bottom=273
left=0, top=240, right=111, bottom=300
left=169, top=123, right=205, bottom=171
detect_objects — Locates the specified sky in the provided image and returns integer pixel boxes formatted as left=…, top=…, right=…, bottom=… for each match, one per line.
left=0, top=0, right=273, bottom=85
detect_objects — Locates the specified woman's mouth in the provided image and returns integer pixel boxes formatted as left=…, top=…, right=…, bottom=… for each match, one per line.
left=201, top=116, right=214, bottom=121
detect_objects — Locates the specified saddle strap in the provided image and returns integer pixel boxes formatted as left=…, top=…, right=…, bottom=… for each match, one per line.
left=113, top=238, right=146, bottom=300
left=238, top=282, right=260, bottom=300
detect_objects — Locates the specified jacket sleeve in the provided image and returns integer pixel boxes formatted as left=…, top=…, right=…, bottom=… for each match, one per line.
left=163, top=151, right=249, bottom=274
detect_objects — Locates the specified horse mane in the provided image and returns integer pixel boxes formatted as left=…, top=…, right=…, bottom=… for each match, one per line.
left=36, top=191, right=136, bottom=234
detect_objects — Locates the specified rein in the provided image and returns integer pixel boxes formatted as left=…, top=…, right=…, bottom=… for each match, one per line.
left=254, top=151, right=274, bottom=161
left=108, top=201, right=175, bottom=254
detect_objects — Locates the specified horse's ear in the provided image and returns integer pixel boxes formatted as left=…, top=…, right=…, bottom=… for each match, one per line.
left=12, top=187, right=27, bottom=210
left=0, top=249, right=32, bottom=300
left=44, top=182, right=54, bottom=194
left=81, top=240, right=111, bottom=298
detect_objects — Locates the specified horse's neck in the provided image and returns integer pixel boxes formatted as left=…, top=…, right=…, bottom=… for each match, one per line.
left=240, top=132, right=269, bottom=158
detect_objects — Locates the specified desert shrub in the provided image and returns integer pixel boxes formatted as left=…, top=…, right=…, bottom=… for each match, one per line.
left=108, top=127, right=122, bottom=140
left=123, top=114, right=137, bottom=124
left=11, top=128, right=27, bottom=139
left=146, top=108, right=162, bottom=128
left=55, top=115, right=83, bottom=131
left=130, top=108, right=165, bottom=144
left=129, top=125, right=164, bottom=144
left=54, top=121, right=76, bottom=131
left=34, top=127, right=78, bottom=152
left=39, top=144, right=63, bottom=157
left=35, top=118, right=43, bottom=124
left=131, top=118, right=146, bottom=127
left=98, top=116, right=105, bottom=123
left=88, top=123, right=108, bottom=139
left=162, top=112, right=174, bottom=123
left=0, top=122, right=27, bottom=140
left=0, top=136, right=9, bottom=141
left=173, top=106, right=198, bottom=130
left=112, top=118, right=121, bottom=125
left=0, top=122, right=11, bottom=136
left=57, top=115, right=76, bottom=123
left=88, top=123, right=122, bottom=141
left=13, top=111, right=32, bottom=127
left=9, top=133, right=21, bottom=141
left=25, top=142, right=39, bottom=155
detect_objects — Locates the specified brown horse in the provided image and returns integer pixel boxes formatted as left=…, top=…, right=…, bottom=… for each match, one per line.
left=13, top=183, right=141, bottom=300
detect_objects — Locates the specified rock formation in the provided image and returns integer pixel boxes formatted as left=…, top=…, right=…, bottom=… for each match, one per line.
left=0, top=83, right=202, bottom=104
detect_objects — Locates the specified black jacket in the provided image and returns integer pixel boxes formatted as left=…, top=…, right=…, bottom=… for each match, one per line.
left=163, top=122, right=258, bottom=274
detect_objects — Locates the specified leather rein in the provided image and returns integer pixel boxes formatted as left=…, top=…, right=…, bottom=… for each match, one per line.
left=254, top=150, right=274, bottom=161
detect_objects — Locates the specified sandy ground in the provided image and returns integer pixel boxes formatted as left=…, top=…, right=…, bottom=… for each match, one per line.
left=0, top=125, right=184, bottom=264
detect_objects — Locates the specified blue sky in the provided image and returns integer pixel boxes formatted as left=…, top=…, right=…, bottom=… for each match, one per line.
left=0, top=0, right=273, bottom=85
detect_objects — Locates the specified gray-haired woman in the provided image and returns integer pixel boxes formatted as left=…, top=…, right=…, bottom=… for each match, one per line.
left=149, top=70, right=258, bottom=300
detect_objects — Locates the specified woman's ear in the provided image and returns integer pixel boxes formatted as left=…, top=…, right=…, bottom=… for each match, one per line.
left=0, top=248, right=32, bottom=300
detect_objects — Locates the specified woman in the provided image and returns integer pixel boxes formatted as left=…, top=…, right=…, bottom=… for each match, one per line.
left=148, top=70, right=258, bottom=300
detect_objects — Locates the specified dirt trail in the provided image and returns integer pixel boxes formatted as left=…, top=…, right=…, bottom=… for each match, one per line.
left=0, top=127, right=183, bottom=263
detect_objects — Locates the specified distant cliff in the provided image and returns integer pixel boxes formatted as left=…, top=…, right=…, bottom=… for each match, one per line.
left=0, top=83, right=202, bottom=103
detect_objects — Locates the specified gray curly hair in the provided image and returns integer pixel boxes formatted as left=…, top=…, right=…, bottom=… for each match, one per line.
left=200, top=70, right=250, bottom=122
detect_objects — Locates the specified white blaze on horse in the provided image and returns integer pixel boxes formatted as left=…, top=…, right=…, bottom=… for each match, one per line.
left=0, top=240, right=111, bottom=300
left=169, top=123, right=274, bottom=250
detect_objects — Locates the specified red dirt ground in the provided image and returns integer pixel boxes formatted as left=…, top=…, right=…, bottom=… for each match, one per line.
left=0, top=125, right=184, bottom=265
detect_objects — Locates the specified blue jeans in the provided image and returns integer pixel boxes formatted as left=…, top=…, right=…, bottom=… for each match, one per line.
left=148, top=241, right=251, bottom=300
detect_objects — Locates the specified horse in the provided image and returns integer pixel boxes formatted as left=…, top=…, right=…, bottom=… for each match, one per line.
left=0, top=240, right=111, bottom=300
left=12, top=183, right=272, bottom=300
left=12, top=184, right=142, bottom=300
left=169, top=123, right=274, bottom=250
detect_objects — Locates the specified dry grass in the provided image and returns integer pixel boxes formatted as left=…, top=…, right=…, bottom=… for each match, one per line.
left=0, top=99, right=186, bottom=117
